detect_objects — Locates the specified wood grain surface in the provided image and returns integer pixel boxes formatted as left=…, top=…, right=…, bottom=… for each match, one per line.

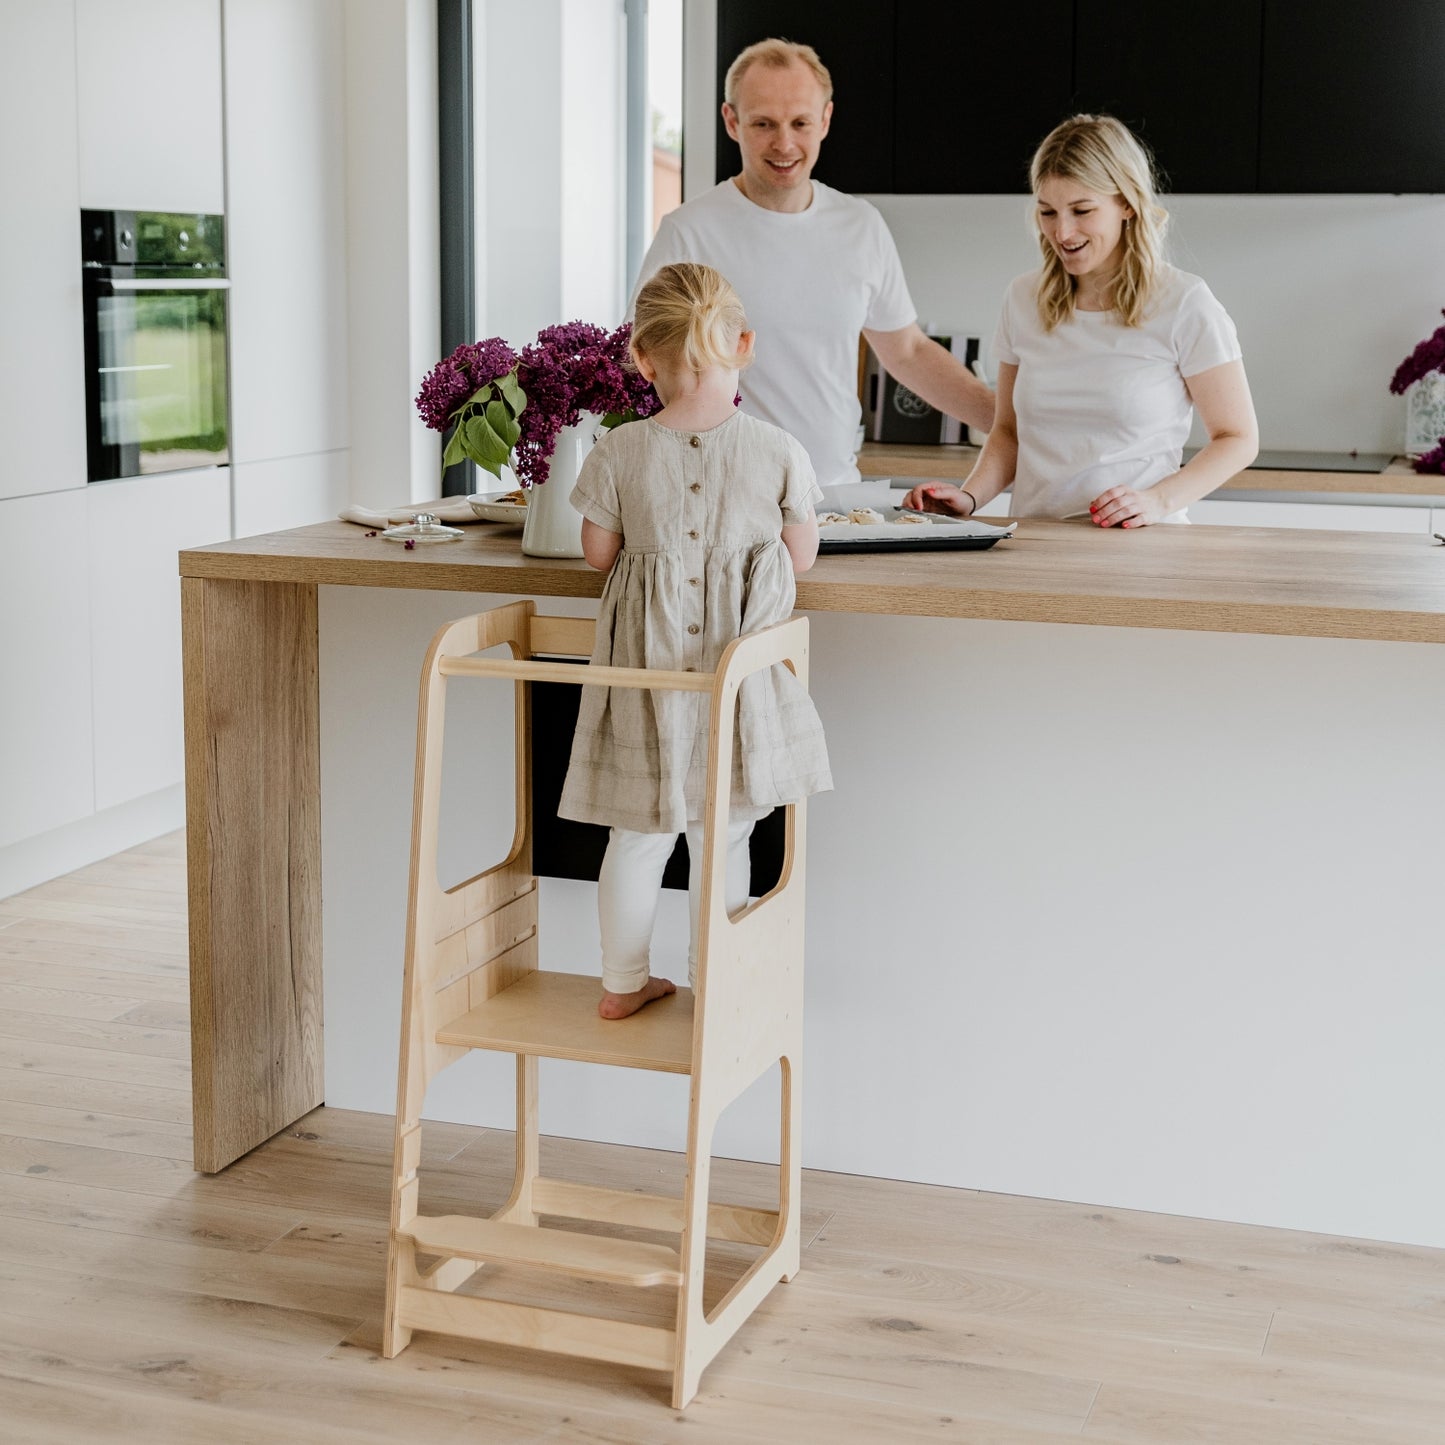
left=182, top=516, right=1445, bottom=644
left=182, top=578, right=324, bottom=1172
left=4, top=838, right=1445, bottom=1440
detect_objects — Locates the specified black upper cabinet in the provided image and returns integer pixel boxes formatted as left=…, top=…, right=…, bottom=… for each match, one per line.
left=715, top=1, right=1445, bottom=195
left=1072, top=0, right=1263, bottom=193
left=714, top=0, right=896, bottom=194
left=1260, top=0, right=1445, bottom=192
left=894, top=0, right=1074, bottom=194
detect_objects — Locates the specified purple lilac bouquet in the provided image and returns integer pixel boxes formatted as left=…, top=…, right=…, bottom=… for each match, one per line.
left=1390, top=310, right=1445, bottom=475
left=512, top=322, right=661, bottom=487
left=1389, top=310, right=1445, bottom=396
left=415, top=337, right=526, bottom=478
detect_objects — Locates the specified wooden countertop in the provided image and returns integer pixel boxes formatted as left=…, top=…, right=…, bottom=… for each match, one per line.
left=181, top=517, right=1445, bottom=645
left=858, top=442, right=1433, bottom=497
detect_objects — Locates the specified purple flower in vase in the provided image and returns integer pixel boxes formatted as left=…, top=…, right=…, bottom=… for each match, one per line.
left=1389, top=310, right=1445, bottom=395
left=415, top=337, right=519, bottom=431
left=512, top=321, right=660, bottom=487
left=1413, top=436, right=1445, bottom=476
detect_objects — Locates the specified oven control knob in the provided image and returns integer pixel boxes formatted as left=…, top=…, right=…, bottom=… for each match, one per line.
left=177, top=230, right=190, bottom=250
left=119, top=228, right=133, bottom=250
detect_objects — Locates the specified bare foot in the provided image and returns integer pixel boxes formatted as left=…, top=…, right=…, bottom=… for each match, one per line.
left=598, top=977, right=676, bottom=1020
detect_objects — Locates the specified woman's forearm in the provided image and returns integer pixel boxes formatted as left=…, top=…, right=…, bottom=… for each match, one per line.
left=962, top=424, right=1018, bottom=508
left=1153, top=430, right=1259, bottom=514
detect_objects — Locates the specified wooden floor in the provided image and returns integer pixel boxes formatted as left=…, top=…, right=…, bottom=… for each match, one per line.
left=2, top=837, right=1443, bottom=1443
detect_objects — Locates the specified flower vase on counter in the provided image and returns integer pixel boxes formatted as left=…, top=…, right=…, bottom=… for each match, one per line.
left=1405, top=373, right=1445, bottom=459
left=521, top=415, right=600, bottom=558
left=416, top=321, right=661, bottom=541
left=1389, top=310, right=1445, bottom=464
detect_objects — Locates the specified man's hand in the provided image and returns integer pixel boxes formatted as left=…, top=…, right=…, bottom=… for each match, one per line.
left=1089, top=485, right=1168, bottom=528
left=864, top=323, right=995, bottom=435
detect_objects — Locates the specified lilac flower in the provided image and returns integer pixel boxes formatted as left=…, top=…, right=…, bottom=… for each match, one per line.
left=1412, top=435, right=1445, bottom=475
left=1389, top=310, right=1445, bottom=395
left=415, top=337, right=519, bottom=431
left=513, top=321, right=660, bottom=487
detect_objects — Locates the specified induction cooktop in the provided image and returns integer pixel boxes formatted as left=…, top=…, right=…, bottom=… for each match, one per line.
left=1182, top=448, right=1394, bottom=473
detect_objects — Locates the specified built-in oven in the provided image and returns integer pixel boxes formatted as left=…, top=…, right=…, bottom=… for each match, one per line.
left=81, top=210, right=230, bottom=482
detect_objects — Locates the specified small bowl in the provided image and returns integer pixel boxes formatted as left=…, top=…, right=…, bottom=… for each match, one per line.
left=467, top=491, right=528, bottom=524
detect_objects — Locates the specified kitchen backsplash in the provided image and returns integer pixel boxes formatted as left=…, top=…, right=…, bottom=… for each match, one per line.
left=867, top=192, right=1445, bottom=456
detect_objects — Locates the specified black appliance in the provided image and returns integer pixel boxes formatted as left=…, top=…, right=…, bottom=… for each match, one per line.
left=81, top=210, right=230, bottom=482
left=861, top=335, right=979, bottom=445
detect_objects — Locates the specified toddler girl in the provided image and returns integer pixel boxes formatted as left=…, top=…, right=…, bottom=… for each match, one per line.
left=558, top=262, right=832, bottom=1019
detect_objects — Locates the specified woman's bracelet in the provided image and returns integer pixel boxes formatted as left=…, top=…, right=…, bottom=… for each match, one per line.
left=960, top=489, right=978, bottom=516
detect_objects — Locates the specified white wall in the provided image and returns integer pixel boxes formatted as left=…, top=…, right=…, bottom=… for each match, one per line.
left=560, top=0, right=627, bottom=325
left=0, top=0, right=86, bottom=501
left=344, top=0, right=440, bottom=506
left=869, top=192, right=1445, bottom=455
left=479, top=0, right=629, bottom=344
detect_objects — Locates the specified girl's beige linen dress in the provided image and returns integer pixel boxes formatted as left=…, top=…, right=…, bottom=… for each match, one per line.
left=558, top=411, right=832, bottom=835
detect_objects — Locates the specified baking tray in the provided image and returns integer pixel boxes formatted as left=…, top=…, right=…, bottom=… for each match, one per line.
left=817, top=507, right=1016, bottom=554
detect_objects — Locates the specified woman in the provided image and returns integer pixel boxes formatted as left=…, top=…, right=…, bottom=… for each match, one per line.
left=905, top=115, right=1257, bottom=526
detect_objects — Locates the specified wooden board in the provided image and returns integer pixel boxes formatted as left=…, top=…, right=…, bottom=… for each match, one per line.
left=180, top=517, right=1445, bottom=645
left=182, top=577, right=324, bottom=1173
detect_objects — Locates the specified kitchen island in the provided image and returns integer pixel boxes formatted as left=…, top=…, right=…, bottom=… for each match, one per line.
left=180, top=517, right=1445, bottom=1247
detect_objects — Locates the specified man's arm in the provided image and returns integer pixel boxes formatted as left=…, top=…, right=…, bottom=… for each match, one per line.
left=864, top=323, right=995, bottom=434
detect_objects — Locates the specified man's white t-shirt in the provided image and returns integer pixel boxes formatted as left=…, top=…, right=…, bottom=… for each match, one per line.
left=633, top=180, right=916, bottom=488
left=993, top=265, right=1242, bottom=520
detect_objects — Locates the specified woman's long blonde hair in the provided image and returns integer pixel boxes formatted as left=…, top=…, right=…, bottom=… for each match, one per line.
left=631, top=262, right=751, bottom=374
left=1030, top=115, right=1168, bottom=331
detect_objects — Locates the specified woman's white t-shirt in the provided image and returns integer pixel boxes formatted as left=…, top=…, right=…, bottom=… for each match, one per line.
left=992, top=266, right=1242, bottom=520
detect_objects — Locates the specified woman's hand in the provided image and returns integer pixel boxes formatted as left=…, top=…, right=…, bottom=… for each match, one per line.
left=1089, top=485, right=1168, bottom=528
left=900, top=482, right=975, bottom=517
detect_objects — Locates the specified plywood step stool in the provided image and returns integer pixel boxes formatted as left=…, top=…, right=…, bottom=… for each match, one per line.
left=383, top=601, right=811, bottom=1408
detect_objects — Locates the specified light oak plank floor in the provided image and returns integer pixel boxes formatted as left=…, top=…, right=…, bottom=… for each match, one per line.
left=1, top=836, right=1442, bottom=1443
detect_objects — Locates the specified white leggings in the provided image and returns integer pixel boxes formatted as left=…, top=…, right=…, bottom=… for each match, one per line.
left=597, top=819, right=755, bottom=994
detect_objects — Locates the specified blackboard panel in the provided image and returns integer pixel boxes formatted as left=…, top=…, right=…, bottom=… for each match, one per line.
left=530, top=671, right=784, bottom=897
left=1072, top=0, right=1262, bottom=194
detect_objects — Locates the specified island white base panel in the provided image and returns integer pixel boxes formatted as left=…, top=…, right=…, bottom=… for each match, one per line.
left=319, top=585, right=1445, bottom=1248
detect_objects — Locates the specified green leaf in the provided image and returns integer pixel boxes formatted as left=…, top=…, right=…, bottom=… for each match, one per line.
left=598, top=411, right=627, bottom=429
left=464, top=382, right=494, bottom=409
left=498, top=374, right=526, bottom=416
left=465, top=414, right=512, bottom=474
left=442, top=424, right=467, bottom=469
left=486, top=398, right=521, bottom=450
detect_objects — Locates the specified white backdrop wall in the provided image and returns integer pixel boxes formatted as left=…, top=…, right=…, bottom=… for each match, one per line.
left=479, top=0, right=628, bottom=346
left=867, top=192, right=1445, bottom=455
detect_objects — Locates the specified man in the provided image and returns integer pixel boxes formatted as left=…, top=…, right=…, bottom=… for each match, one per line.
left=632, top=38, right=994, bottom=488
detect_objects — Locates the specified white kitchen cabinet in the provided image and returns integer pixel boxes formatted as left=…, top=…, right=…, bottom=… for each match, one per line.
left=75, top=0, right=224, bottom=213
left=1190, top=498, right=1432, bottom=533
left=0, top=0, right=87, bottom=501
left=86, top=468, right=230, bottom=812
left=225, top=0, right=348, bottom=466
left=0, top=491, right=95, bottom=849
left=232, top=452, right=349, bottom=539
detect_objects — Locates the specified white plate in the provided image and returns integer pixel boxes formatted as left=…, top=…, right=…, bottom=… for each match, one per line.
left=466, top=491, right=529, bottom=524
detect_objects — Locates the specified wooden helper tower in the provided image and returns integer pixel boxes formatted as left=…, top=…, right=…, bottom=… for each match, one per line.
left=383, top=601, right=810, bottom=1408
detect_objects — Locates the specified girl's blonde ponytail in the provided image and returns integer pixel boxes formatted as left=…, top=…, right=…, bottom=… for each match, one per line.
left=632, top=263, right=750, bottom=373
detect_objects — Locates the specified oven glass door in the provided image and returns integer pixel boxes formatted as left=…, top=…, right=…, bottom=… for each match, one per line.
left=87, top=273, right=229, bottom=480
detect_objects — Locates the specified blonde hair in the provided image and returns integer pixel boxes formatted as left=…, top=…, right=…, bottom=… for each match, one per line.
left=1029, top=114, right=1168, bottom=331
left=724, top=38, right=833, bottom=108
left=631, top=263, right=751, bottom=375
